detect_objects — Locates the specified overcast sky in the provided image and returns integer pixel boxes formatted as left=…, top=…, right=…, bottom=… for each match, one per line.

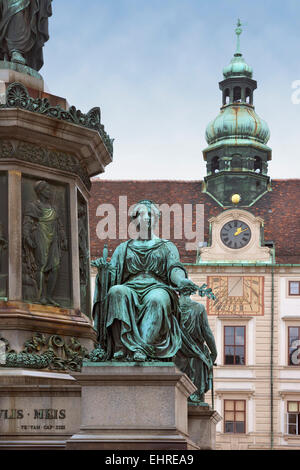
left=42, top=0, right=300, bottom=180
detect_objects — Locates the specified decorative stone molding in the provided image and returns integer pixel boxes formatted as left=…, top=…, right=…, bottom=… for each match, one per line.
left=0, top=139, right=91, bottom=190
left=0, top=333, right=89, bottom=371
left=0, top=82, right=114, bottom=159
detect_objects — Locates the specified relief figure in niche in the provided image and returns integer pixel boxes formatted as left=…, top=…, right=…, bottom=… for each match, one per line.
left=23, top=180, right=67, bottom=306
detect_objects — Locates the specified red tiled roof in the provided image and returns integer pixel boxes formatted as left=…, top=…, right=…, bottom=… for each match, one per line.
left=89, top=179, right=300, bottom=264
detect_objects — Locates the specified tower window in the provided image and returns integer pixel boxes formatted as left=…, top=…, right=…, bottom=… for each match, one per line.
left=246, top=88, right=252, bottom=104
left=211, top=156, right=220, bottom=174
left=254, top=156, right=262, bottom=173
left=233, top=86, right=241, bottom=102
left=223, top=88, right=230, bottom=105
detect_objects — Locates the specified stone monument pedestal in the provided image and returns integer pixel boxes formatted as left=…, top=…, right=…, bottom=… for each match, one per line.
left=0, top=368, right=81, bottom=450
left=188, top=405, right=222, bottom=450
left=66, top=362, right=199, bottom=451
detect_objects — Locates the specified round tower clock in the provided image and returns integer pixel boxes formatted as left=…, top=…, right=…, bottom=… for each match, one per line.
left=220, top=220, right=251, bottom=249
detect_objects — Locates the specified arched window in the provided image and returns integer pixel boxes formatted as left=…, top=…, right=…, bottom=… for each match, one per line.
left=223, top=88, right=230, bottom=105
left=211, top=156, right=220, bottom=174
left=254, top=156, right=262, bottom=173
left=246, top=88, right=252, bottom=104
left=233, top=86, right=241, bottom=102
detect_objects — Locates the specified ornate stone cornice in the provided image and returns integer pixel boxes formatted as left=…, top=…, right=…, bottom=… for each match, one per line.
left=0, top=139, right=91, bottom=190
left=0, top=82, right=114, bottom=159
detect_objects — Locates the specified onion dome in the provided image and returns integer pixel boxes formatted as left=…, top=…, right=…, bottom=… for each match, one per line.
left=205, top=104, right=270, bottom=146
left=223, top=53, right=253, bottom=79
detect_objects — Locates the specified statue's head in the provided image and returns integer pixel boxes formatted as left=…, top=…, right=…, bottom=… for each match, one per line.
left=130, top=200, right=160, bottom=238
left=34, top=180, right=51, bottom=200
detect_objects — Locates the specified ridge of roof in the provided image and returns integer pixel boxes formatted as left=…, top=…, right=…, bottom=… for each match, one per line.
left=91, top=178, right=300, bottom=183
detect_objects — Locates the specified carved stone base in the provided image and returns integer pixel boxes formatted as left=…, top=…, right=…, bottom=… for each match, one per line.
left=66, top=362, right=197, bottom=451
left=188, top=405, right=222, bottom=450
left=0, top=369, right=81, bottom=449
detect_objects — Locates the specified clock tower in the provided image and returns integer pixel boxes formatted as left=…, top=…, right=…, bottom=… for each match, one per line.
left=202, top=20, right=272, bottom=207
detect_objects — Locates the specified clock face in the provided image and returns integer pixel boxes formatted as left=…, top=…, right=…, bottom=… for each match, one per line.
left=220, top=220, right=251, bottom=249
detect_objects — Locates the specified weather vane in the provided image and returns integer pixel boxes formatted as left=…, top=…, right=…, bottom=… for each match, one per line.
left=235, top=18, right=243, bottom=54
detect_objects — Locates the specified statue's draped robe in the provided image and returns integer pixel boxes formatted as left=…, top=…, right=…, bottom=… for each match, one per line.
left=174, top=300, right=217, bottom=398
left=93, top=239, right=186, bottom=359
left=0, top=0, right=52, bottom=70
left=93, top=238, right=217, bottom=397
left=23, top=200, right=62, bottom=274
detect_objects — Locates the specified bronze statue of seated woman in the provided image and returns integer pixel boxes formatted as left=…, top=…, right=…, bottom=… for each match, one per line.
left=92, top=199, right=217, bottom=404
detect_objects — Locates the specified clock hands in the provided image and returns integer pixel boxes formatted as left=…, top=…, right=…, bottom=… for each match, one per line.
left=234, top=227, right=249, bottom=236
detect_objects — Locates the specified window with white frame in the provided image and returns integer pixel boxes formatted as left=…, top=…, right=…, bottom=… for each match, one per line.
left=288, top=327, right=300, bottom=366
left=289, top=281, right=300, bottom=296
left=224, top=400, right=246, bottom=434
left=287, top=402, right=300, bottom=435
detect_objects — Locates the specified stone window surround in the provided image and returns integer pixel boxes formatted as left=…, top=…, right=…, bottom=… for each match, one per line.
left=217, top=316, right=254, bottom=367
left=287, top=279, right=300, bottom=298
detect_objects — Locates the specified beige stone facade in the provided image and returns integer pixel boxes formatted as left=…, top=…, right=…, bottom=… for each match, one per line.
left=185, top=262, right=300, bottom=450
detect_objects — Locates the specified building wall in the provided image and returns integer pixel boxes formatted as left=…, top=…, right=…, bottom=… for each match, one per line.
left=187, top=265, right=300, bottom=450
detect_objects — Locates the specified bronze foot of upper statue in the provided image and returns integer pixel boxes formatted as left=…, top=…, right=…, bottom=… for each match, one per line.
left=112, top=350, right=126, bottom=361
left=133, top=350, right=147, bottom=362
left=11, top=51, right=26, bottom=66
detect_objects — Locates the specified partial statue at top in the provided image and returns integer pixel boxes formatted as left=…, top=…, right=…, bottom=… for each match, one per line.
left=0, top=0, right=52, bottom=71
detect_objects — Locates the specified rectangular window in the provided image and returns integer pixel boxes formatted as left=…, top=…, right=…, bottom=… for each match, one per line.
left=289, top=281, right=300, bottom=296
left=224, top=400, right=246, bottom=434
left=287, top=402, right=300, bottom=435
left=224, top=326, right=245, bottom=365
left=288, top=327, right=300, bottom=366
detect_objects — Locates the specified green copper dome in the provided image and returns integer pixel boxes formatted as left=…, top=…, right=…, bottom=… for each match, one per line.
left=205, top=104, right=270, bottom=146
left=223, top=52, right=253, bottom=79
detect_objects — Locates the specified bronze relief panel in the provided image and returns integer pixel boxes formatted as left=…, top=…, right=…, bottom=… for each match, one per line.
left=22, top=176, right=72, bottom=308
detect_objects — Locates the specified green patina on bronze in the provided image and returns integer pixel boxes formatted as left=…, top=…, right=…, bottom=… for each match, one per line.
left=22, top=177, right=72, bottom=308
left=91, top=200, right=217, bottom=405
left=0, top=0, right=52, bottom=72
left=0, top=333, right=89, bottom=371
left=203, top=20, right=271, bottom=207
left=0, top=82, right=114, bottom=158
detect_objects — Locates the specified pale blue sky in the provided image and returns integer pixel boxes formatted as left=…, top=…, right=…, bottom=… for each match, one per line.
left=42, top=0, right=300, bottom=180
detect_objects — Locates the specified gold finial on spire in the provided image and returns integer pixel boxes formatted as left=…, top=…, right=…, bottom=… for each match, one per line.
left=235, top=18, right=243, bottom=54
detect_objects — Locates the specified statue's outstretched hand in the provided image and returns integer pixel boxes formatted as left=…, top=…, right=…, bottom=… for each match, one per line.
left=177, top=278, right=198, bottom=295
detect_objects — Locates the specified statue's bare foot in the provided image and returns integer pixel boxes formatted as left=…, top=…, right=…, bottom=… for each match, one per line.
left=133, top=350, right=147, bottom=362
left=112, top=350, right=126, bottom=361
left=11, top=51, right=26, bottom=65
